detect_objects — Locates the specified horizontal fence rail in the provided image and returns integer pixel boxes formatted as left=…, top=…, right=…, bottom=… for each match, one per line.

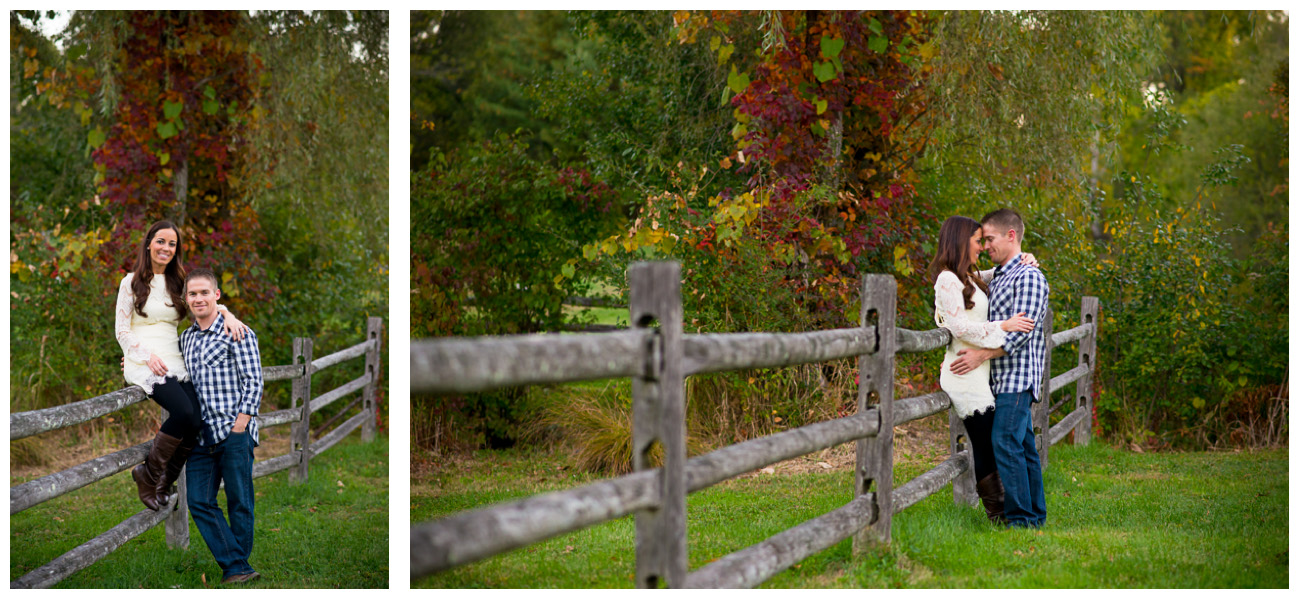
left=10, top=317, right=384, bottom=589
left=683, top=493, right=878, bottom=589
left=12, top=499, right=172, bottom=589
left=411, top=261, right=1100, bottom=588
left=412, top=409, right=883, bottom=578
left=8, top=352, right=355, bottom=441
left=10, top=388, right=147, bottom=441
left=410, top=470, right=660, bottom=577
left=10, top=441, right=150, bottom=515
left=892, top=451, right=970, bottom=514
left=682, top=328, right=877, bottom=375
left=412, top=326, right=953, bottom=398
left=411, top=330, right=654, bottom=395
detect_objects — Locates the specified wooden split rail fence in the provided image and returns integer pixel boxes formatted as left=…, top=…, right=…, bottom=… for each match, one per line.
left=410, top=262, right=1100, bottom=588
left=10, top=317, right=385, bottom=589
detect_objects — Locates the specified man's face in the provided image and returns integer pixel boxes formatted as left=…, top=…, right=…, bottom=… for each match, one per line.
left=981, top=224, right=1017, bottom=265
left=186, top=277, right=221, bottom=320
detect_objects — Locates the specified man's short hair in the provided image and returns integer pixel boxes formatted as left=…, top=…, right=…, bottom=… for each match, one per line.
left=186, top=267, right=220, bottom=291
left=981, top=208, right=1026, bottom=239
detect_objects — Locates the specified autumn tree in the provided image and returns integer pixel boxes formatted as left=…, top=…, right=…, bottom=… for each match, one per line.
left=11, top=10, right=389, bottom=409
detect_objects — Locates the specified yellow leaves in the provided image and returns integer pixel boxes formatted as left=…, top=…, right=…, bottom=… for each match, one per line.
left=814, top=236, right=834, bottom=255
left=221, top=271, right=240, bottom=298
left=916, top=40, right=937, bottom=61
left=893, top=245, right=913, bottom=276
left=1192, top=256, right=1200, bottom=268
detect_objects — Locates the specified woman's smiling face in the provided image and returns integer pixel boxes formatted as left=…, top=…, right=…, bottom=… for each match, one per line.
left=150, top=227, right=179, bottom=271
left=968, top=227, right=984, bottom=265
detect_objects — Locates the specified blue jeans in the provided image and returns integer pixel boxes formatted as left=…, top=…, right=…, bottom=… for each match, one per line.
left=187, top=431, right=256, bottom=578
left=992, top=391, right=1046, bottom=527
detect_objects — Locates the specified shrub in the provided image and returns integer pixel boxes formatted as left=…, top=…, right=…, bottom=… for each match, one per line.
left=529, top=383, right=707, bottom=476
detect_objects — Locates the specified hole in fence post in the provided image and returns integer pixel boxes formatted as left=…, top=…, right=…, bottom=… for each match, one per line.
left=1083, top=352, right=1091, bottom=366
left=858, top=474, right=874, bottom=497
left=640, top=439, right=665, bottom=470
left=637, top=315, right=660, bottom=329
left=644, top=575, right=662, bottom=589
left=865, top=308, right=880, bottom=352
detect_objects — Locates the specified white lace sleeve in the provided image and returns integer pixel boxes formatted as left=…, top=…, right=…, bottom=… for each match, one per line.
left=115, top=275, right=153, bottom=362
left=976, top=268, right=996, bottom=284
left=934, top=271, right=1007, bottom=349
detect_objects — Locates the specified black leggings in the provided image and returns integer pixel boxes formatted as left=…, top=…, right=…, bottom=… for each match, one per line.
left=151, top=377, right=202, bottom=443
left=962, top=408, right=998, bottom=482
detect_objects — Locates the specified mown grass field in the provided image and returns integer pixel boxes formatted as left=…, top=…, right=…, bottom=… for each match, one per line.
left=413, top=442, right=1287, bottom=588
left=11, top=434, right=389, bottom=588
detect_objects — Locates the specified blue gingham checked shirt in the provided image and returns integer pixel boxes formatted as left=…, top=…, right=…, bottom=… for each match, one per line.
left=180, top=313, right=264, bottom=447
left=987, top=253, right=1051, bottom=401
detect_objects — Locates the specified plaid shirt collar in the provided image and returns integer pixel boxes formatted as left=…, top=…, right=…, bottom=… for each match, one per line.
left=191, top=312, right=226, bottom=335
left=993, top=252, right=1023, bottom=280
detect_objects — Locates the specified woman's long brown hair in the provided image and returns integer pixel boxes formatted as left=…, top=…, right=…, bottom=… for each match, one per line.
left=130, top=220, right=187, bottom=318
left=926, top=216, right=988, bottom=310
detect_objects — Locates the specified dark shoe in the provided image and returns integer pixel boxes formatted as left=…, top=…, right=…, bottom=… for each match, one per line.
left=132, top=430, right=182, bottom=511
left=976, top=472, right=1007, bottom=525
left=156, top=436, right=197, bottom=506
left=222, top=571, right=261, bottom=585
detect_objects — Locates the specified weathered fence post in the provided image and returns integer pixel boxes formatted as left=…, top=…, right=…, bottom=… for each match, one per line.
left=162, top=407, right=189, bottom=549
left=629, top=261, right=686, bottom=588
left=1075, top=297, right=1100, bottom=445
left=854, top=274, right=896, bottom=552
left=1033, top=307, right=1053, bottom=468
left=362, top=317, right=384, bottom=442
left=291, top=337, right=314, bottom=483
left=949, top=409, right=977, bottom=507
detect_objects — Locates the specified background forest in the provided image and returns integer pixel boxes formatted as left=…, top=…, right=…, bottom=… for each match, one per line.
left=412, top=10, right=1283, bottom=461
left=9, top=11, right=390, bottom=449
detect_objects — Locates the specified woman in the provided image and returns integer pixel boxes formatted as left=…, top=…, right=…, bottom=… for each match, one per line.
left=116, top=220, right=247, bottom=511
left=927, top=216, right=1035, bottom=524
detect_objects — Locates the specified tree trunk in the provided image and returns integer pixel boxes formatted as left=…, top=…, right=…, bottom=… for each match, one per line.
left=171, top=155, right=189, bottom=227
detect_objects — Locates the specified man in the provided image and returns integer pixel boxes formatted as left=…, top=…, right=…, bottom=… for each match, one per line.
left=950, top=208, right=1050, bottom=528
left=180, top=268, right=264, bottom=583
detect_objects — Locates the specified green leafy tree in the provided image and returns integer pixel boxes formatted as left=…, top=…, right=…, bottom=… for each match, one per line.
left=411, top=10, right=575, bottom=170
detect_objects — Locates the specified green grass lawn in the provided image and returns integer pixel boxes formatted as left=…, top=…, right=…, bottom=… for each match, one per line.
left=11, top=434, right=389, bottom=588
left=413, top=443, right=1288, bottom=588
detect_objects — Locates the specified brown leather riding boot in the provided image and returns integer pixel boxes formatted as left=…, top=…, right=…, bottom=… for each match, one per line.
left=156, top=436, right=197, bottom=507
left=976, top=472, right=1007, bottom=525
left=132, top=431, right=181, bottom=511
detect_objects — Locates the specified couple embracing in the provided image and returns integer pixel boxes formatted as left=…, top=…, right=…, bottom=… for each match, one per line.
left=928, top=208, right=1050, bottom=529
left=115, top=219, right=265, bottom=583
